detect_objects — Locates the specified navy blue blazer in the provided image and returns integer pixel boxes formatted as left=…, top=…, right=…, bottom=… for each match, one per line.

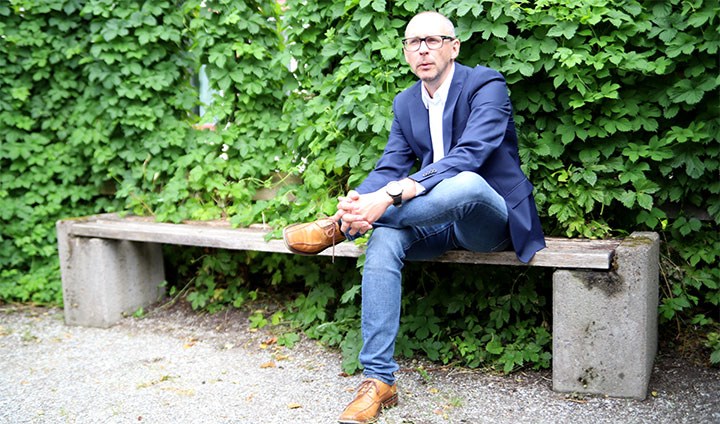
left=356, top=63, right=545, bottom=263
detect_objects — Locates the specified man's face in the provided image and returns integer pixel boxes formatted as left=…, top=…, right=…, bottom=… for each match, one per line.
left=403, top=14, right=460, bottom=90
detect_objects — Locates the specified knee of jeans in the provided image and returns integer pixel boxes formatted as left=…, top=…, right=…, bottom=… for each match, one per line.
left=452, top=171, right=483, bottom=185
left=448, top=172, right=496, bottom=198
left=467, top=172, right=495, bottom=191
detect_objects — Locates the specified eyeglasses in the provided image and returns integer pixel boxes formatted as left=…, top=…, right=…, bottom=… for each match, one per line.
left=401, top=35, right=455, bottom=52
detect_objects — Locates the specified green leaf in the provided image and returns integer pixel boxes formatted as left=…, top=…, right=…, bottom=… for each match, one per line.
left=335, top=141, right=361, bottom=168
left=665, top=33, right=696, bottom=57
left=617, top=191, right=636, bottom=208
left=637, top=193, right=654, bottom=210
left=547, top=22, right=578, bottom=39
left=277, top=332, right=300, bottom=348
left=371, top=0, right=385, bottom=13
left=491, top=22, right=508, bottom=39
left=486, top=338, right=504, bottom=355
left=668, top=79, right=707, bottom=105
left=340, top=284, right=361, bottom=303
left=711, top=349, right=720, bottom=365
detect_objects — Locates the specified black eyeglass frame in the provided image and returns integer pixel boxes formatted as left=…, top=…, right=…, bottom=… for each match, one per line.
left=401, top=35, right=456, bottom=52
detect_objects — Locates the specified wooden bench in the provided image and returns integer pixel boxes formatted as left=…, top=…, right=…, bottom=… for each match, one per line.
left=56, top=213, right=659, bottom=399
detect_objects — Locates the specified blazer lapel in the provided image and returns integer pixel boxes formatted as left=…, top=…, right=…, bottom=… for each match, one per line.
left=443, top=65, right=465, bottom=156
left=409, top=83, right=430, bottom=148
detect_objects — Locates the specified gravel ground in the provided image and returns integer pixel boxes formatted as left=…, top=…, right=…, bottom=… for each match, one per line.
left=1, top=304, right=718, bottom=424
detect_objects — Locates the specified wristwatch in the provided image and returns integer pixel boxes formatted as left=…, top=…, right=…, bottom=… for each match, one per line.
left=385, top=181, right=403, bottom=207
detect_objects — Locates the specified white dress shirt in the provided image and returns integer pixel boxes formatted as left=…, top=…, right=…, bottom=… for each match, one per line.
left=421, top=63, right=455, bottom=163
left=413, top=63, right=455, bottom=195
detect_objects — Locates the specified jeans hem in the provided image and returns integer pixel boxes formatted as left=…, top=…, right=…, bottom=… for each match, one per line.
left=362, top=373, right=396, bottom=386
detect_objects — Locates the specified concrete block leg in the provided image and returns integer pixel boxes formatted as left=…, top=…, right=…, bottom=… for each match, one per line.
left=57, top=221, right=165, bottom=328
left=552, top=232, right=660, bottom=399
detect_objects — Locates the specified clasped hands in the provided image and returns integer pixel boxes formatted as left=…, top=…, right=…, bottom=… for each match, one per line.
left=332, top=189, right=393, bottom=236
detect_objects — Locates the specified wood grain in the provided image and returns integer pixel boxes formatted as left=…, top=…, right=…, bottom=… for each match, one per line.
left=64, top=214, right=620, bottom=270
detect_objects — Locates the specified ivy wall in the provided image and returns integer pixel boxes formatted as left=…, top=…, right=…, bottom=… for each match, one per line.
left=1, top=0, right=718, bottom=370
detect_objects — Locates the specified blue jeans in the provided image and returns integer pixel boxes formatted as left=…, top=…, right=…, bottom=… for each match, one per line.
left=357, top=172, right=510, bottom=385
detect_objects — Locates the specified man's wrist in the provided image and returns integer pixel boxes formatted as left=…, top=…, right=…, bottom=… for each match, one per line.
left=403, top=178, right=421, bottom=198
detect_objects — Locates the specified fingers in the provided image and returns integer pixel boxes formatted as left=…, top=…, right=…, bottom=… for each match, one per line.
left=337, top=196, right=360, bottom=212
left=342, top=213, right=368, bottom=225
left=340, top=214, right=372, bottom=236
left=337, top=190, right=361, bottom=207
left=347, top=220, right=372, bottom=236
left=340, top=220, right=351, bottom=234
left=331, top=209, right=344, bottom=222
left=337, top=199, right=356, bottom=214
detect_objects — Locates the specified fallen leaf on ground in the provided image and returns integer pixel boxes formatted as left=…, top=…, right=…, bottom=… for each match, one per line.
left=263, top=336, right=278, bottom=345
left=260, top=361, right=276, bottom=369
left=288, top=403, right=302, bottom=409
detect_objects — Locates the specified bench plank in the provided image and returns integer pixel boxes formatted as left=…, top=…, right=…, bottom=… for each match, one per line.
left=66, top=215, right=619, bottom=270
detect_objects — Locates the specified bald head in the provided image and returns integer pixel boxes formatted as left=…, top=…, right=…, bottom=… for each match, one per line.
left=405, top=12, right=456, bottom=39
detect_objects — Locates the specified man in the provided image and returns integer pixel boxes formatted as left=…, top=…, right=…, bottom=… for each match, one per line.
left=283, top=11, right=545, bottom=424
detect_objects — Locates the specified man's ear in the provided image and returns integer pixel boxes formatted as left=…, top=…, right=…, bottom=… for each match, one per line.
left=451, top=40, right=460, bottom=59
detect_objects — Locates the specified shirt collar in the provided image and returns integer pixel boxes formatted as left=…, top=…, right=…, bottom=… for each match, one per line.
left=421, top=62, right=455, bottom=109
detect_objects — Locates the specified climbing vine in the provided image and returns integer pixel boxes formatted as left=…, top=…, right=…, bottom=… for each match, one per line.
left=1, top=0, right=717, bottom=369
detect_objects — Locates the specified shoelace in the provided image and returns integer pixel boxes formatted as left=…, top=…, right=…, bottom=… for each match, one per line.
left=356, top=380, right=378, bottom=397
left=320, top=217, right=340, bottom=263
left=329, top=221, right=339, bottom=263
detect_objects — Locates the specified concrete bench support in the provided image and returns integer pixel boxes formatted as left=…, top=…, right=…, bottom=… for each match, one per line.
left=552, top=232, right=659, bottom=399
left=57, top=221, right=165, bottom=328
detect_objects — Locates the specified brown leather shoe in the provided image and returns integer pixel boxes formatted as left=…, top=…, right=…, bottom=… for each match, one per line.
left=338, top=378, right=398, bottom=424
left=283, top=218, right=346, bottom=255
